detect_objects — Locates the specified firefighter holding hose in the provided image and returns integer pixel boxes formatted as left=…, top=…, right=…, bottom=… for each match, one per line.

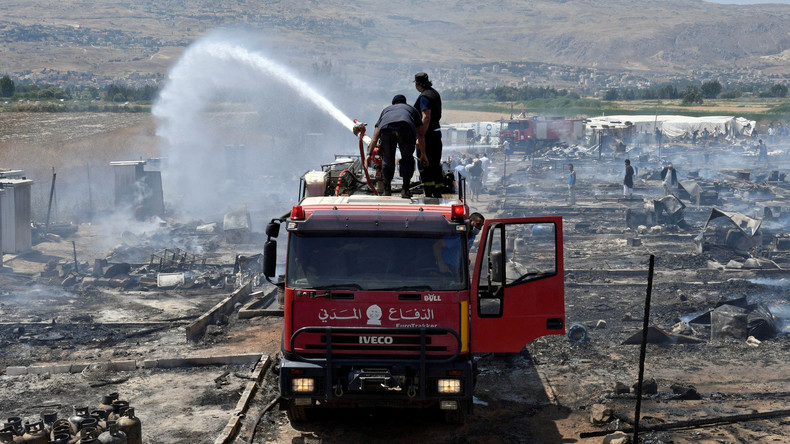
left=366, top=94, right=423, bottom=198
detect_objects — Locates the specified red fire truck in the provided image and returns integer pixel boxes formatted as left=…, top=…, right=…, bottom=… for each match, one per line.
left=499, top=116, right=584, bottom=153
left=262, top=136, right=565, bottom=424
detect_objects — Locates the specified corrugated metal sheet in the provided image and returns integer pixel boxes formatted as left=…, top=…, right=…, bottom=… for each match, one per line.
left=0, top=179, right=33, bottom=254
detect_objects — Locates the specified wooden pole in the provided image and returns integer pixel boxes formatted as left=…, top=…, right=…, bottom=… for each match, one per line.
left=72, top=241, right=78, bottom=274
left=45, top=168, right=57, bottom=232
left=634, top=254, right=655, bottom=442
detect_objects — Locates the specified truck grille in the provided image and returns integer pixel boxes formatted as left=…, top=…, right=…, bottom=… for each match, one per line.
left=290, top=327, right=461, bottom=362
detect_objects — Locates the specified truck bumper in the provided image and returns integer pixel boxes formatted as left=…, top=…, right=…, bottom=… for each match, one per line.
left=279, top=356, right=474, bottom=410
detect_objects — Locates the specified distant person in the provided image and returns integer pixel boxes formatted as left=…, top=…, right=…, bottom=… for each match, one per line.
left=449, top=154, right=460, bottom=170
left=479, top=152, right=490, bottom=184
left=468, top=212, right=486, bottom=255
left=568, top=163, right=577, bottom=205
left=661, top=163, right=678, bottom=196
left=692, top=129, right=698, bottom=145
left=758, top=139, right=768, bottom=165
left=454, top=161, right=469, bottom=186
left=469, top=159, right=483, bottom=201
left=503, top=139, right=511, bottom=161
left=701, top=127, right=710, bottom=143
left=654, top=127, right=662, bottom=150
left=413, top=72, right=443, bottom=198
left=624, top=159, right=634, bottom=199
left=366, top=94, right=422, bottom=198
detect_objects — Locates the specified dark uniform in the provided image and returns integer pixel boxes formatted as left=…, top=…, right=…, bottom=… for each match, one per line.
left=414, top=73, right=443, bottom=198
left=374, top=98, right=422, bottom=188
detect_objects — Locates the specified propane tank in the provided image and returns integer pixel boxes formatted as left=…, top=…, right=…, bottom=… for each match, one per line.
left=88, top=412, right=106, bottom=434
left=39, top=411, right=57, bottom=435
left=20, top=422, right=47, bottom=444
left=49, top=419, right=71, bottom=442
left=96, top=394, right=118, bottom=418
left=0, top=428, right=15, bottom=444
left=5, top=418, right=23, bottom=437
left=49, top=434, right=71, bottom=444
left=68, top=408, right=90, bottom=435
left=106, top=402, right=128, bottom=423
left=115, top=409, right=139, bottom=444
left=77, top=420, right=97, bottom=437
left=75, top=427, right=99, bottom=444
left=97, top=422, right=126, bottom=444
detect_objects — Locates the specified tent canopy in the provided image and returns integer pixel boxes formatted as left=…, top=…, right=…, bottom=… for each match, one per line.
left=585, top=115, right=755, bottom=142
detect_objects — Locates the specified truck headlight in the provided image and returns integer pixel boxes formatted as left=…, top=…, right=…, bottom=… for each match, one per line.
left=437, top=379, right=462, bottom=394
left=292, top=378, right=315, bottom=393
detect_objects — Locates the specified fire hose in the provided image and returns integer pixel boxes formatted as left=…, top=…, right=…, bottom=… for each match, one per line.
left=353, top=120, right=378, bottom=195
left=335, top=169, right=367, bottom=196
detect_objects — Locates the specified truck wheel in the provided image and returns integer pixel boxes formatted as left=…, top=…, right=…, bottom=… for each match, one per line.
left=286, top=400, right=310, bottom=423
left=443, top=403, right=467, bottom=424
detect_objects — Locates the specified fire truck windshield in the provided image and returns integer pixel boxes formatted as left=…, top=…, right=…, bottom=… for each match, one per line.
left=286, top=232, right=467, bottom=291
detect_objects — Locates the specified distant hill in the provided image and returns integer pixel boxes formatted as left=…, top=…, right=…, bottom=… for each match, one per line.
left=2, top=0, right=789, bottom=87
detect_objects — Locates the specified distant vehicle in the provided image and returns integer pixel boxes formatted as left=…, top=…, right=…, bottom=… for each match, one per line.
left=499, top=116, right=584, bottom=153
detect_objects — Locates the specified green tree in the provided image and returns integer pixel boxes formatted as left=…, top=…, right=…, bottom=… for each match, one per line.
left=657, top=84, right=678, bottom=100
left=700, top=80, right=722, bottom=99
left=0, top=75, right=14, bottom=97
left=770, top=83, right=788, bottom=98
left=681, top=86, right=703, bottom=105
left=603, top=88, right=619, bottom=101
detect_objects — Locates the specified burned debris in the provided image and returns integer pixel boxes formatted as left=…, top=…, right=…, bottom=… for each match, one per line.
left=3, top=107, right=790, bottom=444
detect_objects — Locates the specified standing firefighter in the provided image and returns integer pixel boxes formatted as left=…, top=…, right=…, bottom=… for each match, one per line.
left=413, top=72, right=443, bottom=198
left=367, top=94, right=423, bottom=197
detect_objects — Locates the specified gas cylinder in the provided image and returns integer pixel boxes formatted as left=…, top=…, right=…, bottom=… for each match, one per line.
left=87, top=412, right=106, bottom=435
left=97, top=422, right=125, bottom=444
left=115, top=409, right=139, bottom=444
left=96, top=395, right=118, bottom=419
left=20, top=422, right=47, bottom=444
left=106, top=402, right=128, bottom=423
left=5, top=419, right=22, bottom=437
left=75, top=427, right=99, bottom=444
left=76, top=435, right=99, bottom=444
left=68, top=408, right=90, bottom=435
left=49, top=434, right=71, bottom=444
left=39, top=412, right=57, bottom=436
left=76, top=420, right=96, bottom=437
left=1, top=428, right=15, bottom=444
left=49, top=420, right=71, bottom=442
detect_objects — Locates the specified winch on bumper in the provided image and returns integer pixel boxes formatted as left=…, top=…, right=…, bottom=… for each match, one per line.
left=279, top=326, right=472, bottom=416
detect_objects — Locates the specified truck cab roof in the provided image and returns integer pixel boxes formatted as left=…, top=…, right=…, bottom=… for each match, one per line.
left=295, top=195, right=467, bottom=222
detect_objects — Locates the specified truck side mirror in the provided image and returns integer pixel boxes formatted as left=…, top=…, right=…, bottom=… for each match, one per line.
left=263, top=240, right=277, bottom=278
left=490, top=251, right=504, bottom=284
left=265, top=221, right=280, bottom=238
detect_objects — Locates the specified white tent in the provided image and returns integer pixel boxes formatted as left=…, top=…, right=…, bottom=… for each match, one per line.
left=585, top=115, right=755, bottom=142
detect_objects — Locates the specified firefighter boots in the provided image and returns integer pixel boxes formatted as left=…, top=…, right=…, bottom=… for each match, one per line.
left=383, top=180, right=392, bottom=196
left=401, top=180, right=412, bottom=199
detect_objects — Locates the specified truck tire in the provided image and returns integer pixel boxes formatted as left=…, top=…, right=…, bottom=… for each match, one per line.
left=443, top=402, right=468, bottom=424
left=286, top=400, right=310, bottom=423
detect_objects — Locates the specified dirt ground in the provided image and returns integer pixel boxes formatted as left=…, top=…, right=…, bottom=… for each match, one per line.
left=2, top=112, right=790, bottom=443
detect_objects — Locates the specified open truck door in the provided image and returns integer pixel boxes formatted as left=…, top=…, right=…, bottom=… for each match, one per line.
left=470, top=217, right=565, bottom=353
